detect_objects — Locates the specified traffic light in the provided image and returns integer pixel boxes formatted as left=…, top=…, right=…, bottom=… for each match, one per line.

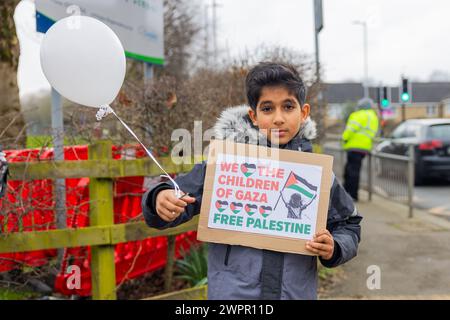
left=401, top=78, right=410, bottom=102
left=381, top=86, right=390, bottom=108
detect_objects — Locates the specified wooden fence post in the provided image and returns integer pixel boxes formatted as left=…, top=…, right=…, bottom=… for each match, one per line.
left=89, top=140, right=116, bottom=300
left=164, top=235, right=176, bottom=292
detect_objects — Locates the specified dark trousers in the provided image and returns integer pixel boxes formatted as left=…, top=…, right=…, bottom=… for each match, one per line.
left=344, top=151, right=366, bottom=201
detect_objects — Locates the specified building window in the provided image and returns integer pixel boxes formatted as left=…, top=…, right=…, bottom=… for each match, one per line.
left=327, top=104, right=343, bottom=120
left=426, top=105, right=437, bottom=117
left=392, top=105, right=400, bottom=118
left=445, top=103, right=450, bottom=116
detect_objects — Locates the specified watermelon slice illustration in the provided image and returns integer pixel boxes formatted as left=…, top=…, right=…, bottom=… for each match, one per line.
left=259, top=206, right=273, bottom=218
left=215, top=200, right=228, bottom=213
left=230, top=202, right=243, bottom=214
left=245, top=204, right=257, bottom=216
left=240, top=163, right=256, bottom=177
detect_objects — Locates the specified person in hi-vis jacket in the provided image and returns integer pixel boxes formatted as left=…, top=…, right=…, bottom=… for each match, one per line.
left=342, top=98, right=379, bottom=201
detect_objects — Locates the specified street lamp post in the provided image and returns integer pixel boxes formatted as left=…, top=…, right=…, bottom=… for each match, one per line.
left=314, top=0, right=323, bottom=83
left=353, top=20, right=369, bottom=98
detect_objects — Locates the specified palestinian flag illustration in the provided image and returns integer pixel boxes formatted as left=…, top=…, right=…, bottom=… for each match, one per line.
left=230, top=202, right=243, bottom=214
left=240, top=163, right=256, bottom=177
left=244, top=204, right=258, bottom=216
left=259, top=206, right=273, bottom=218
left=215, top=200, right=228, bottom=213
left=275, top=171, right=318, bottom=211
left=284, top=172, right=317, bottom=199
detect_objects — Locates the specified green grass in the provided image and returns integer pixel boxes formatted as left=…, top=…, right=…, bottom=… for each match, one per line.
left=26, top=135, right=89, bottom=149
left=318, top=265, right=339, bottom=281
left=0, top=287, right=39, bottom=300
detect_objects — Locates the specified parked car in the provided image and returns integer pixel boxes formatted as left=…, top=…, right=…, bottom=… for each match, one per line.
left=374, top=119, right=450, bottom=185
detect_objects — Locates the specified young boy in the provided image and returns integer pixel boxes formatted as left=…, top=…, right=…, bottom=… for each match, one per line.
left=142, top=62, right=362, bottom=300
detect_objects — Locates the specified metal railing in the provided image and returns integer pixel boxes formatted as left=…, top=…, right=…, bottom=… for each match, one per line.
left=323, top=135, right=415, bottom=217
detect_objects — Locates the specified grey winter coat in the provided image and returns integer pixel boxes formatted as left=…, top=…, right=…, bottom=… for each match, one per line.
left=142, top=106, right=362, bottom=300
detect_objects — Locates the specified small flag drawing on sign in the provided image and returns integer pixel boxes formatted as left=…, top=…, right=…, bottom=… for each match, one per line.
left=245, top=204, right=257, bottom=216
left=240, top=163, right=256, bottom=177
left=230, top=202, right=243, bottom=214
left=259, top=206, right=273, bottom=218
left=215, top=200, right=229, bottom=213
left=275, top=172, right=318, bottom=220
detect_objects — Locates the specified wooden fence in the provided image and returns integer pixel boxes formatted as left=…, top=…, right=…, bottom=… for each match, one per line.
left=0, top=140, right=199, bottom=300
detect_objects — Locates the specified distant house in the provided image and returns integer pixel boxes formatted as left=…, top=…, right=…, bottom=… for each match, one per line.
left=442, top=96, right=450, bottom=117
left=323, top=82, right=450, bottom=126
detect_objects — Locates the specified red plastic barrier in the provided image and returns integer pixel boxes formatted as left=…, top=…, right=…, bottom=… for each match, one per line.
left=0, top=145, right=198, bottom=296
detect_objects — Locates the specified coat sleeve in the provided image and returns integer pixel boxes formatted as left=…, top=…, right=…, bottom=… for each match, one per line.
left=319, top=175, right=362, bottom=268
left=141, top=161, right=207, bottom=230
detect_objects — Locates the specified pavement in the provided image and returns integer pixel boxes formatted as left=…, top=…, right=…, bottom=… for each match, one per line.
left=415, top=181, right=450, bottom=222
left=320, top=191, right=450, bottom=300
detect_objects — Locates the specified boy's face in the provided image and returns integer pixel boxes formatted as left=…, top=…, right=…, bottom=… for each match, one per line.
left=248, top=86, right=310, bottom=145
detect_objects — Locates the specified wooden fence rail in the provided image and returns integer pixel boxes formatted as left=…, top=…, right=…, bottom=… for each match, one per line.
left=0, top=140, right=199, bottom=300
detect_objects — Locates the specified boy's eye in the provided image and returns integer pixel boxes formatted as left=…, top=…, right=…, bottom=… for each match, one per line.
left=284, top=104, right=294, bottom=110
left=261, top=106, right=272, bottom=112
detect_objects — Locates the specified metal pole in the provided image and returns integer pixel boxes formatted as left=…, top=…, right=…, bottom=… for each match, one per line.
left=314, top=0, right=323, bottom=84
left=314, top=24, right=322, bottom=128
left=51, top=88, right=66, bottom=230
left=315, top=29, right=320, bottom=83
left=407, top=144, right=415, bottom=218
left=143, top=62, right=154, bottom=144
left=204, top=4, right=210, bottom=68
left=212, top=0, right=218, bottom=63
left=314, top=0, right=323, bottom=136
left=353, top=20, right=369, bottom=98
left=363, top=22, right=369, bottom=98
left=402, top=102, right=406, bottom=122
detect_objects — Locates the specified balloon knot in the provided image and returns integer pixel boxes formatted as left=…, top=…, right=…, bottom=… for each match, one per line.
left=96, top=105, right=113, bottom=121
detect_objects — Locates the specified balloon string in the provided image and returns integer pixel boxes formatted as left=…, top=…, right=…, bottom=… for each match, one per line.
left=96, top=105, right=182, bottom=198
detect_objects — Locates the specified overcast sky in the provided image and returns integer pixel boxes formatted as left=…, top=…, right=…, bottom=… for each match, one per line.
left=14, top=0, right=450, bottom=97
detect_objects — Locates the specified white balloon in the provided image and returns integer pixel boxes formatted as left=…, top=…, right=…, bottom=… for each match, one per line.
left=40, top=16, right=126, bottom=108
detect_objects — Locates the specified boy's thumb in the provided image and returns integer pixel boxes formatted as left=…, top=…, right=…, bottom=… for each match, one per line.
left=182, top=196, right=196, bottom=204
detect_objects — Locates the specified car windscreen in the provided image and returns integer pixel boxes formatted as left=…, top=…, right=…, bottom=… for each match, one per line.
left=391, top=123, right=422, bottom=139
left=428, top=124, right=450, bottom=140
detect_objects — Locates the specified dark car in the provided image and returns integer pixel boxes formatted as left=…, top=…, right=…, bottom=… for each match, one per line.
left=375, top=119, right=450, bottom=185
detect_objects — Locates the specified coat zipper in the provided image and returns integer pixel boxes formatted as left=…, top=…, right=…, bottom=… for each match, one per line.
left=224, top=245, right=231, bottom=266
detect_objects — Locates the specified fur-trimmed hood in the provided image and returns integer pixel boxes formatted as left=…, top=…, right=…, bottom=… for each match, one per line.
left=213, top=105, right=317, bottom=150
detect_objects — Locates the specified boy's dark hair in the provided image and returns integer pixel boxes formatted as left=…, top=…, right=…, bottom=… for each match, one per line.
left=245, top=62, right=306, bottom=110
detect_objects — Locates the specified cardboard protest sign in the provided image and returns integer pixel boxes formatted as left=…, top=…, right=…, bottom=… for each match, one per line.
left=197, top=140, right=334, bottom=256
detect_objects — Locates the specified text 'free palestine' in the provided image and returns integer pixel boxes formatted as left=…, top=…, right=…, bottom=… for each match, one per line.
left=213, top=212, right=311, bottom=235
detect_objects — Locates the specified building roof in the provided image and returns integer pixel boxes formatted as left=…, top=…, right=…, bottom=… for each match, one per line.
left=323, top=83, right=363, bottom=104
left=410, top=82, right=450, bottom=103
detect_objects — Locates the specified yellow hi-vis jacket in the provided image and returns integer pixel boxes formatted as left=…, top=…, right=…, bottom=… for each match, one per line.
left=342, top=109, right=379, bottom=152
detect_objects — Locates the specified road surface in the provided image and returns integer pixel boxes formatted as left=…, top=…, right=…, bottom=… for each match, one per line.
left=415, top=179, right=450, bottom=221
